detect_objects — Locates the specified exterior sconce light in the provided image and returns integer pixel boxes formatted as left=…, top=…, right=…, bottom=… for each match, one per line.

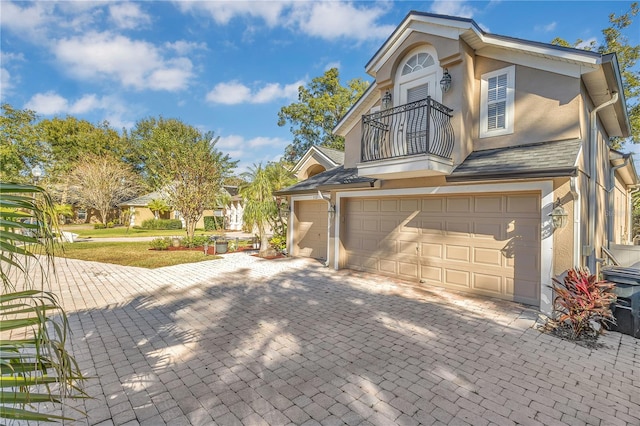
left=549, top=198, right=568, bottom=229
left=31, top=164, right=43, bottom=184
left=440, top=68, right=452, bottom=93
left=328, top=203, right=336, bottom=219
left=279, top=201, right=290, bottom=218
left=381, top=90, right=392, bottom=109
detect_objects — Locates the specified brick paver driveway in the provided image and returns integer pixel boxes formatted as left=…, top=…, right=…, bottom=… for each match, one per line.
left=41, top=253, right=639, bottom=425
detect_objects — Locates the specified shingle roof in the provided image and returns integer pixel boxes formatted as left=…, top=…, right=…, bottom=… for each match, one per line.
left=316, top=146, right=345, bottom=166
left=118, top=191, right=165, bottom=207
left=447, top=139, right=581, bottom=182
left=276, top=166, right=376, bottom=195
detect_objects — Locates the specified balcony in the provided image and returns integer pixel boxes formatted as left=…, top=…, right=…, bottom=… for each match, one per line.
left=358, top=97, right=455, bottom=179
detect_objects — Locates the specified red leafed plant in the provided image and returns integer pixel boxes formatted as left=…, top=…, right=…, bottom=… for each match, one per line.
left=550, top=268, right=617, bottom=340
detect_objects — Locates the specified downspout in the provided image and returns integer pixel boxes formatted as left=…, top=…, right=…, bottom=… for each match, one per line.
left=570, top=177, right=580, bottom=267
left=607, top=155, right=630, bottom=248
left=586, top=92, right=618, bottom=272
left=318, top=191, right=333, bottom=267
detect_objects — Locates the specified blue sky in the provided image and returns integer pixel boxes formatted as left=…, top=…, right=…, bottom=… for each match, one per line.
left=1, top=1, right=638, bottom=173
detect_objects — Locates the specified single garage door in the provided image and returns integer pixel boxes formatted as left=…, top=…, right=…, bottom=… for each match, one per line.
left=293, top=200, right=328, bottom=259
left=343, top=193, right=540, bottom=305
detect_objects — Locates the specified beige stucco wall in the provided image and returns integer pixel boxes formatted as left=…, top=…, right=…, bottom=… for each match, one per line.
left=552, top=178, right=575, bottom=275
left=132, top=207, right=155, bottom=227
left=344, top=122, right=362, bottom=169
left=472, top=57, right=581, bottom=151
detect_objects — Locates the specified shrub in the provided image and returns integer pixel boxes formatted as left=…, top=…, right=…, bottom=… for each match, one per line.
left=203, top=216, right=223, bottom=231
left=150, top=237, right=171, bottom=250
left=106, top=221, right=115, bottom=228
left=141, top=218, right=182, bottom=230
left=548, top=268, right=617, bottom=340
left=94, top=223, right=106, bottom=229
left=181, top=235, right=210, bottom=248
left=269, top=234, right=287, bottom=254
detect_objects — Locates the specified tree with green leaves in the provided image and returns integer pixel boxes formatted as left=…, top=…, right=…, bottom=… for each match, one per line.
left=69, top=155, right=141, bottom=225
left=132, top=117, right=237, bottom=239
left=278, top=68, right=369, bottom=162
left=552, top=2, right=639, bottom=144
left=0, top=103, right=48, bottom=182
left=0, top=183, right=86, bottom=422
left=240, top=161, right=297, bottom=257
left=148, top=198, right=170, bottom=220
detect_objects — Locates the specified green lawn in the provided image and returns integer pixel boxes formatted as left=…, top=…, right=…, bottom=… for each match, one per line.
left=58, top=241, right=220, bottom=268
left=61, top=225, right=218, bottom=239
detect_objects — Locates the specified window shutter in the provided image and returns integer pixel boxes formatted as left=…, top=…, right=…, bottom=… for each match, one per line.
left=407, top=83, right=430, bottom=103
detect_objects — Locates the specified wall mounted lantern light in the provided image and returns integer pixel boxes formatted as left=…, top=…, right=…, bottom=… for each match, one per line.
left=328, top=203, right=336, bottom=219
left=440, top=68, right=452, bottom=93
left=381, top=90, right=392, bottom=109
left=549, top=198, right=568, bottom=229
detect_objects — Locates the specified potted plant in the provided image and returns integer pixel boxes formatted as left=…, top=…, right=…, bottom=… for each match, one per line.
left=213, top=232, right=228, bottom=254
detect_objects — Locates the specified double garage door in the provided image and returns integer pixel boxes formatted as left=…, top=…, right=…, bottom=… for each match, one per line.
left=343, top=193, right=541, bottom=305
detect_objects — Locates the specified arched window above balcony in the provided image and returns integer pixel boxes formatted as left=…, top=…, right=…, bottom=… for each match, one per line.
left=401, top=53, right=435, bottom=76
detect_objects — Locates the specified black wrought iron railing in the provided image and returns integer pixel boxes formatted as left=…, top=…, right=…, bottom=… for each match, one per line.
left=361, top=97, right=454, bottom=163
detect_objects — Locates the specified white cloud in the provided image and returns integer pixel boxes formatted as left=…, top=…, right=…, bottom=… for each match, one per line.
left=175, top=0, right=287, bottom=26
left=25, top=92, right=69, bottom=115
left=206, top=80, right=303, bottom=105
left=109, top=2, right=151, bottom=29
left=534, top=22, right=557, bottom=33
left=0, top=1, right=52, bottom=40
left=430, top=0, right=476, bottom=18
left=165, top=40, right=208, bottom=55
left=324, top=61, right=341, bottom=71
left=53, top=32, right=193, bottom=91
left=176, top=0, right=394, bottom=41
left=216, top=134, right=289, bottom=172
left=0, top=68, right=12, bottom=98
left=288, top=2, right=395, bottom=41
left=23, top=91, right=132, bottom=126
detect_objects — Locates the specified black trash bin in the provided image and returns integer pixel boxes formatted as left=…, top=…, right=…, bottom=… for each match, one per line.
left=602, top=267, right=640, bottom=338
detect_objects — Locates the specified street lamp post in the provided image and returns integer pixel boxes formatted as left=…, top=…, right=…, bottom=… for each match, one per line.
left=31, top=165, right=43, bottom=185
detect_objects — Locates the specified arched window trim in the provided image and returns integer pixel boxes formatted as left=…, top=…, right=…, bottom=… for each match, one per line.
left=401, top=52, right=435, bottom=76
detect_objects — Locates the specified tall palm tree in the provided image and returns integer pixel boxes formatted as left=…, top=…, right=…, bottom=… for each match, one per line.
left=0, top=183, right=85, bottom=422
left=240, top=162, right=296, bottom=257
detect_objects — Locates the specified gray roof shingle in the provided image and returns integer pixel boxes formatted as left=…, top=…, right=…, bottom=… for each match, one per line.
left=447, top=139, right=581, bottom=182
left=277, top=166, right=375, bottom=195
left=316, top=146, right=345, bottom=166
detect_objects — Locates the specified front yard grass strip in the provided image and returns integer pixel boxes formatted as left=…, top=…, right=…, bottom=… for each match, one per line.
left=58, top=242, right=220, bottom=268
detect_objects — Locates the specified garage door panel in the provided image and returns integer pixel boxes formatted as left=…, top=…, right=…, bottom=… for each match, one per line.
left=506, top=195, right=539, bottom=213
left=421, top=198, right=443, bottom=212
left=363, top=200, right=379, bottom=212
left=421, top=265, right=442, bottom=281
left=474, top=247, right=502, bottom=266
left=446, top=221, right=471, bottom=236
left=381, top=199, right=398, bottom=211
left=445, top=245, right=470, bottom=262
left=474, top=196, right=503, bottom=213
left=380, top=219, right=398, bottom=232
left=445, top=269, right=471, bottom=288
left=473, top=221, right=504, bottom=240
left=363, top=219, right=378, bottom=232
left=343, top=193, right=540, bottom=305
left=401, top=199, right=419, bottom=211
left=446, top=197, right=472, bottom=213
left=472, top=273, right=503, bottom=293
left=421, top=242, right=442, bottom=258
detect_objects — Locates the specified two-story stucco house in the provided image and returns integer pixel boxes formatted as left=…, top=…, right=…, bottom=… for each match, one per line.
left=278, top=12, right=638, bottom=315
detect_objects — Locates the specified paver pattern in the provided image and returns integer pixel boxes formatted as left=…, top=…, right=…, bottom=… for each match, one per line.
left=30, top=253, right=640, bottom=425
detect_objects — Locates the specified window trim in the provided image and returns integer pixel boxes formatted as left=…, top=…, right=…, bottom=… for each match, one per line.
left=480, top=65, right=515, bottom=138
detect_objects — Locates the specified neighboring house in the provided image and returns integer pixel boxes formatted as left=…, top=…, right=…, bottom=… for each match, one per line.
left=278, top=11, right=638, bottom=315
left=292, top=146, right=345, bottom=180
left=119, top=186, right=243, bottom=230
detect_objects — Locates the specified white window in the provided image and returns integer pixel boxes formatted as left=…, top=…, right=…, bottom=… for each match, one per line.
left=480, top=65, right=515, bottom=138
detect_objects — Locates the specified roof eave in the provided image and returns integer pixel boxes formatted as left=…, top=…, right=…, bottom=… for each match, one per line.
left=446, top=167, right=578, bottom=183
